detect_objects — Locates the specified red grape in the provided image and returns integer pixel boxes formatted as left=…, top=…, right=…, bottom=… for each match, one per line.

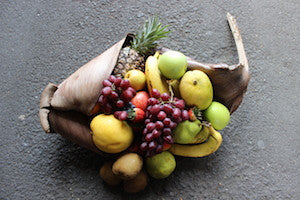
left=151, top=89, right=160, bottom=98
left=114, top=77, right=122, bottom=87
left=157, top=111, right=167, bottom=120
left=162, top=104, right=173, bottom=114
left=142, top=128, right=148, bottom=135
left=98, top=95, right=107, bottom=105
left=146, top=105, right=152, bottom=111
left=148, top=141, right=157, bottom=150
left=155, top=121, right=164, bottom=130
left=146, top=122, right=155, bottom=132
left=102, top=79, right=112, bottom=87
left=118, top=111, right=128, bottom=121
left=172, top=108, right=181, bottom=118
left=120, top=79, right=130, bottom=89
left=127, top=87, right=136, bottom=96
left=147, top=97, right=158, bottom=105
left=182, top=110, right=189, bottom=121
left=152, top=129, right=161, bottom=138
left=162, top=128, right=172, bottom=135
left=150, top=104, right=161, bottom=114
left=144, top=119, right=151, bottom=124
left=114, top=111, right=121, bottom=119
left=163, top=118, right=171, bottom=126
left=161, top=93, right=170, bottom=101
left=169, top=121, right=177, bottom=129
left=116, top=100, right=124, bottom=108
left=121, top=89, right=133, bottom=102
left=101, top=87, right=112, bottom=96
left=140, top=142, right=148, bottom=151
left=163, top=135, right=173, bottom=143
left=174, top=99, right=185, bottom=109
left=145, top=133, right=153, bottom=141
left=108, top=75, right=116, bottom=83
left=110, top=91, right=119, bottom=100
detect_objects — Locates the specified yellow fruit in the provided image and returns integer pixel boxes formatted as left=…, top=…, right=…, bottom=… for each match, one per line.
left=169, top=125, right=222, bottom=157
left=90, top=114, right=133, bottom=153
left=179, top=70, right=213, bottom=110
left=145, top=52, right=170, bottom=96
left=191, top=125, right=211, bottom=144
left=124, top=69, right=146, bottom=91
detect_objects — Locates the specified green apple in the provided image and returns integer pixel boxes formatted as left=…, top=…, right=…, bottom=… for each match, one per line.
left=204, top=101, right=230, bottom=130
left=158, top=50, right=187, bottom=79
left=173, top=120, right=202, bottom=144
left=146, top=151, right=176, bottom=179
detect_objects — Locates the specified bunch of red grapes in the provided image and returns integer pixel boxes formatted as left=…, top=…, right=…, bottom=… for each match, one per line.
left=98, top=75, right=136, bottom=120
left=140, top=89, right=189, bottom=157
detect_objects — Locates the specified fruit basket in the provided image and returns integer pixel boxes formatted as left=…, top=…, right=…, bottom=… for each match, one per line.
left=39, top=13, right=249, bottom=193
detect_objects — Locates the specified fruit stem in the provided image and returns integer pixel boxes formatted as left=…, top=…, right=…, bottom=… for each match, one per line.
left=167, top=80, right=174, bottom=102
left=200, top=121, right=211, bottom=128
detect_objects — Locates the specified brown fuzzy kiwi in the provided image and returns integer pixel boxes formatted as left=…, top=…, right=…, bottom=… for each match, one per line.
left=123, top=171, right=148, bottom=193
left=112, top=153, right=143, bottom=180
left=99, top=160, right=122, bottom=186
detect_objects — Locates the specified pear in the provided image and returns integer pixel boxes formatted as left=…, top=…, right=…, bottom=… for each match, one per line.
left=173, top=120, right=202, bottom=144
left=146, top=151, right=176, bottom=179
left=179, top=70, right=213, bottom=110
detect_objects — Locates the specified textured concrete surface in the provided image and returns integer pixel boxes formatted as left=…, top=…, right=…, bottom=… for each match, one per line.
left=1, top=0, right=299, bottom=199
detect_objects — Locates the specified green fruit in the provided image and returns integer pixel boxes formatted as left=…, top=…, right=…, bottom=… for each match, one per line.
left=204, top=101, right=230, bottom=130
left=146, top=151, right=176, bottom=179
left=158, top=51, right=187, bottom=79
left=173, top=120, right=202, bottom=144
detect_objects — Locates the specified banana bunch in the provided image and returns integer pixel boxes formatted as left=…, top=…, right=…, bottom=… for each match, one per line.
left=145, top=52, right=170, bottom=95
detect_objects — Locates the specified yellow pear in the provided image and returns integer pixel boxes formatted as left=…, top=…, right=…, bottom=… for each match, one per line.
left=179, top=70, right=213, bottom=110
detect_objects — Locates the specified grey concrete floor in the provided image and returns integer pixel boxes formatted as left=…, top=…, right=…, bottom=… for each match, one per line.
left=1, top=0, right=299, bottom=199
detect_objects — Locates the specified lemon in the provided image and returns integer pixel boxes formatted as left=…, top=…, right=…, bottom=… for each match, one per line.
left=90, top=114, right=133, bottom=153
left=124, top=69, right=146, bottom=91
left=179, top=70, right=213, bottom=110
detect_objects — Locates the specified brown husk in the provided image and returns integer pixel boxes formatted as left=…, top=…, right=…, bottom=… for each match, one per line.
left=39, top=13, right=249, bottom=155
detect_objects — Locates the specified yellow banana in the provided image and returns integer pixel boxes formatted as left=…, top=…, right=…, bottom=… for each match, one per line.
left=145, top=52, right=170, bottom=96
left=169, top=125, right=222, bottom=157
left=188, top=125, right=211, bottom=144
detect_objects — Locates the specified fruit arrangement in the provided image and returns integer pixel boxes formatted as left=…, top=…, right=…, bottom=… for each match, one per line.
left=39, top=14, right=249, bottom=193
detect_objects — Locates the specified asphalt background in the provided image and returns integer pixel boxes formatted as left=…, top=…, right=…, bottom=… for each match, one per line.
left=1, top=0, right=299, bottom=199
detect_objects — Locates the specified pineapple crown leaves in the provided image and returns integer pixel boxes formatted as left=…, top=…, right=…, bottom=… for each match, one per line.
left=131, top=16, right=171, bottom=56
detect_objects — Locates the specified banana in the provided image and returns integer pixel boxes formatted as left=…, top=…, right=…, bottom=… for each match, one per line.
left=145, top=52, right=170, bottom=96
left=188, top=125, right=211, bottom=144
left=169, top=125, right=222, bottom=157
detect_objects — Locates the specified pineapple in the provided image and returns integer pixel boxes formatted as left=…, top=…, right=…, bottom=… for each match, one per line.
left=113, top=17, right=170, bottom=77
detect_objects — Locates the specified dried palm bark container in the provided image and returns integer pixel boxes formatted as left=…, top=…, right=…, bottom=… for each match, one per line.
left=39, top=13, right=249, bottom=155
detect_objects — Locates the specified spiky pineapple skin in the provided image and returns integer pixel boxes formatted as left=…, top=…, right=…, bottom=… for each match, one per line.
left=113, top=47, right=145, bottom=78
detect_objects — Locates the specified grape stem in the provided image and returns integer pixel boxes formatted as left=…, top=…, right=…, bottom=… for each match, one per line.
left=167, top=80, right=175, bottom=102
